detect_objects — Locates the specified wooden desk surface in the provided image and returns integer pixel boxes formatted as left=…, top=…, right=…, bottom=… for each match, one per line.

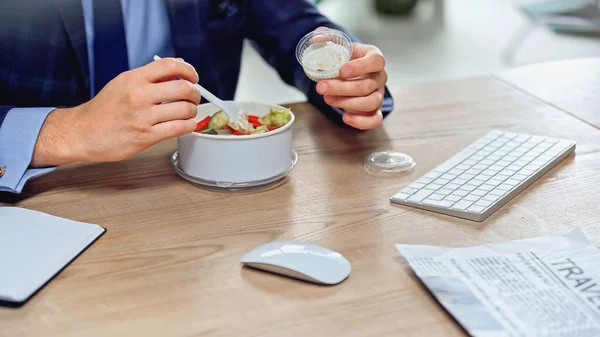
left=2, top=58, right=600, bottom=337
left=495, top=57, right=600, bottom=130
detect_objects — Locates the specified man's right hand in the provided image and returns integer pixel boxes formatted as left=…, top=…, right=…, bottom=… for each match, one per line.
left=31, top=58, right=201, bottom=167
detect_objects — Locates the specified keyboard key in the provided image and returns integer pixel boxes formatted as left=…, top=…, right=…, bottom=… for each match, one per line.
left=434, top=178, right=450, bottom=185
left=446, top=183, right=461, bottom=190
left=401, top=187, right=419, bottom=195
left=497, top=184, right=513, bottom=191
left=453, top=190, right=469, bottom=197
left=456, top=164, right=471, bottom=170
left=466, top=169, right=482, bottom=175
left=505, top=179, right=520, bottom=186
left=393, top=193, right=411, bottom=200
left=481, top=168, right=497, bottom=175
left=451, top=200, right=474, bottom=210
left=488, top=179, right=504, bottom=186
left=463, top=159, right=478, bottom=166
left=481, top=159, right=495, bottom=166
left=429, top=193, right=446, bottom=201
left=463, top=184, right=478, bottom=191
left=441, top=174, right=458, bottom=180
left=408, top=182, right=426, bottom=189
left=483, top=194, right=500, bottom=202
left=471, top=155, right=485, bottom=161
left=473, top=164, right=488, bottom=170
left=519, top=169, right=535, bottom=176
left=449, top=169, right=464, bottom=175
left=480, top=184, right=495, bottom=191
left=467, top=205, right=485, bottom=213
left=469, top=179, right=486, bottom=186
left=439, top=188, right=454, bottom=196
left=494, top=174, right=511, bottom=180
left=514, top=159, right=530, bottom=166
left=464, top=194, right=480, bottom=202
left=530, top=149, right=544, bottom=155
left=460, top=173, right=475, bottom=180
left=514, top=135, right=531, bottom=142
left=445, top=195, right=461, bottom=202
left=452, top=178, right=468, bottom=185
left=472, top=189, right=487, bottom=197
left=423, top=199, right=455, bottom=208
left=424, top=172, right=443, bottom=179
left=487, top=154, right=502, bottom=161
left=476, top=200, right=493, bottom=207
left=417, top=177, right=434, bottom=184
left=488, top=190, right=506, bottom=197
left=512, top=174, right=528, bottom=181
left=407, top=189, right=436, bottom=202
left=427, top=183, right=443, bottom=190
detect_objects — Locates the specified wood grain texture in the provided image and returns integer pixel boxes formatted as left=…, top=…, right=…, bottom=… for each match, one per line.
left=495, top=57, right=600, bottom=130
left=2, top=65, right=600, bottom=337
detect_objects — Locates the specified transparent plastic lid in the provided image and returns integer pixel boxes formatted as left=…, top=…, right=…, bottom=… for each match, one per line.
left=295, top=28, right=353, bottom=81
left=364, top=151, right=416, bottom=175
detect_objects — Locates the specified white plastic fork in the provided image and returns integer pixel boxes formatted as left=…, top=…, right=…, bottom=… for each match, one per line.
left=153, top=55, right=242, bottom=121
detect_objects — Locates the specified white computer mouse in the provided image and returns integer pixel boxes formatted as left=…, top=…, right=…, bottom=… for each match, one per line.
left=240, top=240, right=351, bottom=285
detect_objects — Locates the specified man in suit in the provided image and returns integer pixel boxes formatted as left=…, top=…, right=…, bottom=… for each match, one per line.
left=0, top=0, right=393, bottom=194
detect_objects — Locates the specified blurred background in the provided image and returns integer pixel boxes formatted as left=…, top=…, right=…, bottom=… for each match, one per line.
left=235, top=0, right=600, bottom=104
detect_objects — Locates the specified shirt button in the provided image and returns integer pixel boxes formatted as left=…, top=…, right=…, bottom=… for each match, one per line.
left=0, top=166, right=5, bottom=177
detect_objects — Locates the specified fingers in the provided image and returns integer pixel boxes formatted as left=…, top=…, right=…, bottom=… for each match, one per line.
left=152, top=118, right=197, bottom=141
left=317, top=72, right=386, bottom=97
left=148, top=80, right=201, bottom=105
left=324, top=89, right=384, bottom=112
left=338, top=45, right=385, bottom=79
left=342, top=110, right=383, bottom=130
left=148, top=101, right=197, bottom=125
left=142, top=58, right=199, bottom=84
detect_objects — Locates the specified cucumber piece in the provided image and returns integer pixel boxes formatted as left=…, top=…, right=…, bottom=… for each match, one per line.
left=208, top=110, right=229, bottom=131
left=202, top=129, right=217, bottom=135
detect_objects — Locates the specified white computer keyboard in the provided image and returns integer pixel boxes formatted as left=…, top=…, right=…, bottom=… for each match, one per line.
left=391, top=131, right=576, bottom=221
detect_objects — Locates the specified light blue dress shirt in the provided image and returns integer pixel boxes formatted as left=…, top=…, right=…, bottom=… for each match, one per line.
left=0, top=0, right=174, bottom=193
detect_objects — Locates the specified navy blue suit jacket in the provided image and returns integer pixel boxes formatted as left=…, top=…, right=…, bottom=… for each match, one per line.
left=0, top=0, right=393, bottom=127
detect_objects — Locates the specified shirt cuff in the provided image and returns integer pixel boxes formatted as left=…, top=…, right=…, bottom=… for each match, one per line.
left=0, top=108, right=57, bottom=193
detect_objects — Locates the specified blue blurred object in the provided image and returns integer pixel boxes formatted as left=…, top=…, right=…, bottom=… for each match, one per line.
left=518, top=0, right=600, bottom=34
left=503, top=0, right=600, bottom=65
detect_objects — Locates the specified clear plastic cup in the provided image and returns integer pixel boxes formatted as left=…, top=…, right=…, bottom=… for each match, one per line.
left=296, top=28, right=353, bottom=81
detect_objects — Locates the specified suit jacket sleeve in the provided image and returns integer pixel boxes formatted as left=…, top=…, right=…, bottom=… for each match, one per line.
left=245, top=0, right=393, bottom=125
left=0, top=107, right=57, bottom=194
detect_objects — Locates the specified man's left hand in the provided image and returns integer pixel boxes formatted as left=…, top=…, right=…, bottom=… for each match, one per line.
left=316, top=42, right=388, bottom=130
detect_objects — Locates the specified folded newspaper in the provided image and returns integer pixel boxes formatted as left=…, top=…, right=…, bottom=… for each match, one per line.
left=396, top=229, right=600, bottom=337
